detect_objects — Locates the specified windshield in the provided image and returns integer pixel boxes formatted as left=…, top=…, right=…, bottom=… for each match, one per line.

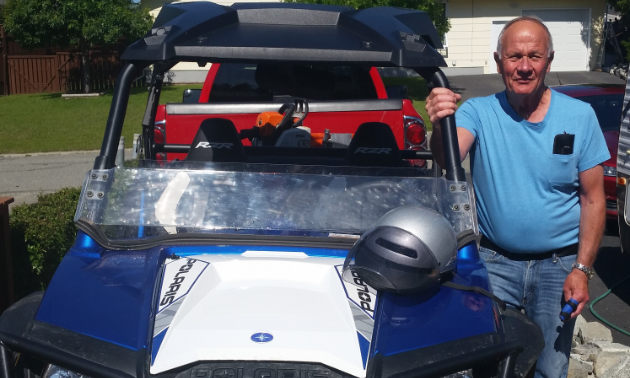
left=576, top=94, right=623, bottom=132
left=75, top=162, right=477, bottom=245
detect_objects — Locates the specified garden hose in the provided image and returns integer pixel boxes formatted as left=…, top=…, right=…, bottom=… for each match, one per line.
left=589, top=275, right=630, bottom=337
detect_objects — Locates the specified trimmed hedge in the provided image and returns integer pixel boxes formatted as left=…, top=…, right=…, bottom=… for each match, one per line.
left=10, top=188, right=81, bottom=299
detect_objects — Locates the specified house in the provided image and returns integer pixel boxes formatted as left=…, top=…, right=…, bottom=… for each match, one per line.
left=142, top=0, right=608, bottom=80
left=443, top=0, right=608, bottom=74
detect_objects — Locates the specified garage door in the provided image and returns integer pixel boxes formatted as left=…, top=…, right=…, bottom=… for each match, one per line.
left=522, top=9, right=590, bottom=72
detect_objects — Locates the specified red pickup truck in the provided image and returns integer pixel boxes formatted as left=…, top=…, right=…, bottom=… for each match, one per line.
left=154, top=63, right=428, bottom=165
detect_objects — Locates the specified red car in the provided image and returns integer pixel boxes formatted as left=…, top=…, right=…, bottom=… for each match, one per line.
left=552, top=84, right=624, bottom=220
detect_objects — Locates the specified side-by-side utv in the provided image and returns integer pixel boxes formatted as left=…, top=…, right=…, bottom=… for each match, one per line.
left=0, top=3, right=543, bottom=378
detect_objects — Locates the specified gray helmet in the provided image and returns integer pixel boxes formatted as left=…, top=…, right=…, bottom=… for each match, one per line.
left=343, top=205, right=458, bottom=295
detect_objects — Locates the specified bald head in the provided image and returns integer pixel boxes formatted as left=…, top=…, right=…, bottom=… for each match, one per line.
left=497, top=16, right=553, bottom=57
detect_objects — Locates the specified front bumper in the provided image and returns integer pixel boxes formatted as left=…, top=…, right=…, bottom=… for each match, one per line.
left=1, top=293, right=543, bottom=378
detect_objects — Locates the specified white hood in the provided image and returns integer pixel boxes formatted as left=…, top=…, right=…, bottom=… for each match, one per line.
left=150, top=252, right=377, bottom=377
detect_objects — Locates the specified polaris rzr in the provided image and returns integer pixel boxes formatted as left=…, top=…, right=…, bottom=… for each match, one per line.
left=0, top=3, right=543, bottom=378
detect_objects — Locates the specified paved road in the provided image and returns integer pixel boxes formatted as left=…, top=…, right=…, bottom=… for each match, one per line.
left=0, top=150, right=132, bottom=208
left=448, top=71, right=626, bottom=102
left=581, top=231, right=630, bottom=346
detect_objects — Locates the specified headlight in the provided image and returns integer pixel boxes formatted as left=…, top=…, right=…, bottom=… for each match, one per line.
left=43, top=365, right=87, bottom=378
left=604, top=165, right=617, bottom=177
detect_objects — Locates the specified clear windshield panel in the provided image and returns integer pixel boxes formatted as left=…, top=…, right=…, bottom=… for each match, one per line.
left=75, top=162, right=477, bottom=242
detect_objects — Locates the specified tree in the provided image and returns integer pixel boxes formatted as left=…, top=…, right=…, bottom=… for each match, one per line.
left=283, top=0, right=450, bottom=40
left=3, top=0, right=153, bottom=93
left=608, top=0, right=630, bottom=62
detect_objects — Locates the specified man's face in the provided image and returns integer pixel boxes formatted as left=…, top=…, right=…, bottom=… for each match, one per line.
left=494, top=21, right=554, bottom=96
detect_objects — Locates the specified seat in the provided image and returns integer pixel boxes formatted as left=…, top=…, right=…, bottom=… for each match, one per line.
left=343, top=122, right=403, bottom=167
left=185, top=118, right=246, bottom=163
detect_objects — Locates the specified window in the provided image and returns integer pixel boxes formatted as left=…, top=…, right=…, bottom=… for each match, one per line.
left=209, top=63, right=377, bottom=103
left=576, top=94, right=623, bottom=132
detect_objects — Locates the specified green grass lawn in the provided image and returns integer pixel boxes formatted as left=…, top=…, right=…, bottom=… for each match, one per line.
left=0, top=85, right=203, bottom=154
left=0, top=77, right=431, bottom=154
left=381, top=76, right=431, bottom=130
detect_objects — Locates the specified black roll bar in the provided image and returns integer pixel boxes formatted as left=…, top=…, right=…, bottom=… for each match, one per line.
left=141, top=73, right=164, bottom=161
left=0, top=342, right=14, bottom=378
left=142, top=62, right=175, bottom=161
left=99, top=64, right=465, bottom=180
left=415, top=68, right=467, bottom=182
left=94, top=62, right=145, bottom=170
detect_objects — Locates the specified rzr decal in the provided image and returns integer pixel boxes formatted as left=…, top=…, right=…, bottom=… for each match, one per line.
left=195, top=142, right=233, bottom=149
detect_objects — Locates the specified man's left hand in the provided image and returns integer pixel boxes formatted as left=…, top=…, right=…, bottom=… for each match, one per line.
left=563, top=269, right=589, bottom=319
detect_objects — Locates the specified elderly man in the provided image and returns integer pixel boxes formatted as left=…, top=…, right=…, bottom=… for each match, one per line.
left=427, top=17, right=609, bottom=378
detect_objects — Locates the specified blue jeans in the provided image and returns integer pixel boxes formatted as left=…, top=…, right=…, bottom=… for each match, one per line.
left=478, top=247, right=577, bottom=378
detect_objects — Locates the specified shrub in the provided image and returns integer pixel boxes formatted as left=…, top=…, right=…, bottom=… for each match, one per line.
left=10, top=187, right=81, bottom=299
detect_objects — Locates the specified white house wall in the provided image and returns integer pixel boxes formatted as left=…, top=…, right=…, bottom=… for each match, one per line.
left=445, top=0, right=606, bottom=74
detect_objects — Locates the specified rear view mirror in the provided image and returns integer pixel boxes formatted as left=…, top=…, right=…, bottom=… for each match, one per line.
left=183, top=89, right=202, bottom=103
left=385, top=85, right=409, bottom=99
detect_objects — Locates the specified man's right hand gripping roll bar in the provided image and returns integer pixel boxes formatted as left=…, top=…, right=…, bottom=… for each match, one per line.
left=424, top=69, right=466, bottom=182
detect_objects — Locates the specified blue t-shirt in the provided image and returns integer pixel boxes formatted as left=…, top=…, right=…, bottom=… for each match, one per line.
left=455, top=90, right=610, bottom=253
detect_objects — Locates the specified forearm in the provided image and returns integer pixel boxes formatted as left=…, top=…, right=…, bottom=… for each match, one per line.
left=563, top=166, right=605, bottom=316
left=577, top=194, right=605, bottom=267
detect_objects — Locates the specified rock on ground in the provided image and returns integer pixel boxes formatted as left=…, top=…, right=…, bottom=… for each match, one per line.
left=568, top=358, right=590, bottom=378
left=594, top=353, right=629, bottom=377
left=580, top=322, right=613, bottom=344
left=572, top=344, right=601, bottom=361
left=600, top=355, right=630, bottom=378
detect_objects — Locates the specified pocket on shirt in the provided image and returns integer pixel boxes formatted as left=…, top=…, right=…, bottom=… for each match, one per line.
left=548, top=154, right=578, bottom=189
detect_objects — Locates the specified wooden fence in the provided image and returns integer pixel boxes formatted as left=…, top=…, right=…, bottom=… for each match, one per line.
left=6, top=51, right=136, bottom=95
left=0, top=25, right=140, bottom=95
left=1, top=25, right=6, bottom=96
left=7, top=54, right=65, bottom=94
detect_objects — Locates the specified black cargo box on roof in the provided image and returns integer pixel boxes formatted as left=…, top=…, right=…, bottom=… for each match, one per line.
left=121, top=1, right=447, bottom=68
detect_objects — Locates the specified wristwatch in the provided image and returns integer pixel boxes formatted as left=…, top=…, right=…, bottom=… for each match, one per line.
left=572, top=263, right=594, bottom=280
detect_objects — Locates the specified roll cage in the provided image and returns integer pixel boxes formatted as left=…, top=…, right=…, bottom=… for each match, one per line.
left=95, top=2, right=465, bottom=182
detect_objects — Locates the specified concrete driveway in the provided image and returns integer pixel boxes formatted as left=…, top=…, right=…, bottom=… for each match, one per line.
left=448, top=71, right=625, bottom=102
